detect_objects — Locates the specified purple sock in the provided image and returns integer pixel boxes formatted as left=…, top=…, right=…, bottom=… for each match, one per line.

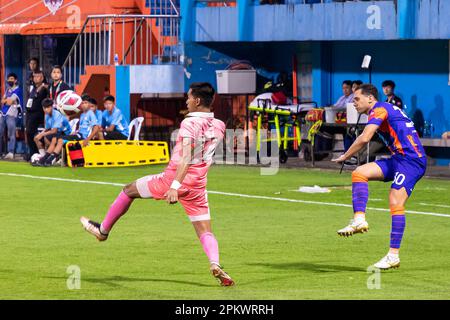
left=390, top=214, right=406, bottom=249
left=352, top=172, right=369, bottom=214
left=352, top=182, right=369, bottom=214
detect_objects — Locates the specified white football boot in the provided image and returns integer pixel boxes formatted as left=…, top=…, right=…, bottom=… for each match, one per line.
left=210, top=264, right=235, bottom=287
left=337, top=219, right=369, bottom=237
left=373, top=254, right=400, bottom=270
left=80, top=216, right=108, bottom=241
left=3, top=152, right=14, bottom=160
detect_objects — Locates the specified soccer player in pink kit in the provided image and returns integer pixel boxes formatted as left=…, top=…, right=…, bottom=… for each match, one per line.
left=80, top=82, right=234, bottom=286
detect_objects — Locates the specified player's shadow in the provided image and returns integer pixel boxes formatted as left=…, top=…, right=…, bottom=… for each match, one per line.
left=247, top=262, right=366, bottom=273
left=44, top=275, right=216, bottom=288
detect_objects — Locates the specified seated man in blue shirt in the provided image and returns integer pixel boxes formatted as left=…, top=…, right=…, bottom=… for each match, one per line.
left=33, top=98, right=71, bottom=166
left=40, top=97, right=102, bottom=166
left=100, top=95, right=129, bottom=140
left=89, top=97, right=103, bottom=126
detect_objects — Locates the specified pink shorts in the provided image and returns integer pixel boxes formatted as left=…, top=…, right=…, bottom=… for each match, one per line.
left=135, top=173, right=210, bottom=222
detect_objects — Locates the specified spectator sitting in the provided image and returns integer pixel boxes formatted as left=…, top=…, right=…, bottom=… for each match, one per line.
left=352, top=80, right=363, bottom=93
left=88, top=97, right=102, bottom=139
left=1, top=73, right=21, bottom=159
left=442, top=132, right=450, bottom=139
left=41, top=99, right=101, bottom=166
left=335, top=80, right=356, bottom=160
left=99, top=95, right=129, bottom=140
left=382, top=80, right=404, bottom=109
left=33, top=98, right=71, bottom=166
left=49, top=65, right=71, bottom=105
left=81, top=95, right=103, bottom=125
left=334, top=80, right=354, bottom=108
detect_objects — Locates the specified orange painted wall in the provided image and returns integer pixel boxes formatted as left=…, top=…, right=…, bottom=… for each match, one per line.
left=0, top=0, right=145, bottom=26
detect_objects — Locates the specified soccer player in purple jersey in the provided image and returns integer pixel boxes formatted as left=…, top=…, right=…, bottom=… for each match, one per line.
left=332, top=84, right=427, bottom=270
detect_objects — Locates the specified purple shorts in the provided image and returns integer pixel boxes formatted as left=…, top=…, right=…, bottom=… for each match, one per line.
left=375, top=155, right=427, bottom=196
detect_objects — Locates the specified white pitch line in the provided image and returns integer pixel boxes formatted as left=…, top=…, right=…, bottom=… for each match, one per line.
left=1, top=172, right=450, bottom=218
left=418, top=203, right=450, bottom=209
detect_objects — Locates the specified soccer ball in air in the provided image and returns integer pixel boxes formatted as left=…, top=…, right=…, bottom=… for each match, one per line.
left=56, top=90, right=82, bottom=117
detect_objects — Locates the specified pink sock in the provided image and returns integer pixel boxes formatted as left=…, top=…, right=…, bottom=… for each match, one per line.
left=200, top=232, right=220, bottom=266
left=100, top=191, right=133, bottom=233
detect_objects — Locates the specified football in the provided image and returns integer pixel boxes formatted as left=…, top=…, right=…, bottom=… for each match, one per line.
left=30, top=153, right=42, bottom=164
left=56, top=90, right=82, bottom=117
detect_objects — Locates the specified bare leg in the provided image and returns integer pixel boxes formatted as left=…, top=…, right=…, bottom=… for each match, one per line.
left=46, top=137, right=58, bottom=154
left=53, top=139, right=65, bottom=155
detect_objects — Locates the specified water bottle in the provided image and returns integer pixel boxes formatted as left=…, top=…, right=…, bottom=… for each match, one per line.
left=114, top=54, right=119, bottom=66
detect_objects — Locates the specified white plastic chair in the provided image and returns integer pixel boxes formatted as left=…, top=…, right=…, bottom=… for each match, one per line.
left=69, top=119, right=79, bottom=135
left=127, top=117, right=144, bottom=141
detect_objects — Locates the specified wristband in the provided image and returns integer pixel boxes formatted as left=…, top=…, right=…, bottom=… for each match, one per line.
left=170, top=180, right=182, bottom=190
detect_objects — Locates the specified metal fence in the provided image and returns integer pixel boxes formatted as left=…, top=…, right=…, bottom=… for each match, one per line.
left=196, top=0, right=392, bottom=5
left=62, top=14, right=180, bottom=88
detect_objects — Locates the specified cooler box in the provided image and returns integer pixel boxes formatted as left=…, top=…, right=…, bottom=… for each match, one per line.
left=346, top=103, right=368, bottom=124
left=216, top=70, right=256, bottom=94
left=324, top=107, right=345, bottom=123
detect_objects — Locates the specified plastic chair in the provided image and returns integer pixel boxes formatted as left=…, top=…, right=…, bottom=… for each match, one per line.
left=69, top=119, right=79, bottom=135
left=127, top=117, right=144, bottom=141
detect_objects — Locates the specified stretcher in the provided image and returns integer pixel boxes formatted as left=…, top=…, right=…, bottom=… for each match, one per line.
left=65, top=140, right=170, bottom=168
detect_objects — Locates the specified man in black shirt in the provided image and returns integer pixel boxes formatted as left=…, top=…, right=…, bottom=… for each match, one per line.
left=49, top=65, right=71, bottom=105
left=382, top=80, right=404, bottom=109
left=25, top=71, right=49, bottom=159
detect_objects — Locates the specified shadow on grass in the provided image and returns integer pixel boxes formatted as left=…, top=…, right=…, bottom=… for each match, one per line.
left=247, top=262, right=366, bottom=273
left=43, top=275, right=216, bottom=288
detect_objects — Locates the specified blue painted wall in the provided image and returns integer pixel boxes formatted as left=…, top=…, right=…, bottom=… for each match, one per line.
left=415, top=0, right=450, bottom=39
left=183, top=42, right=302, bottom=93
left=327, top=40, right=450, bottom=138
left=185, top=0, right=450, bottom=42
left=191, top=1, right=398, bottom=42
left=115, top=66, right=131, bottom=123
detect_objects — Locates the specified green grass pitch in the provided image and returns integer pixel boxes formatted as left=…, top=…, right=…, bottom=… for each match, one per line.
left=0, top=161, right=450, bottom=299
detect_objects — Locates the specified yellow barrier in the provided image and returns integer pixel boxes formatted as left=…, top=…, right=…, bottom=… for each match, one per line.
left=65, top=140, right=170, bottom=168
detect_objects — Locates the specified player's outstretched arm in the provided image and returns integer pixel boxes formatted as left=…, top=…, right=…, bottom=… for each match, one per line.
left=164, top=137, right=194, bottom=204
left=332, top=124, right=379, bottom=163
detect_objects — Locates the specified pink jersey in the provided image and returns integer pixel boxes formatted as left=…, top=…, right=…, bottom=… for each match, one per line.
left=164, top=112, right=225, bottom=189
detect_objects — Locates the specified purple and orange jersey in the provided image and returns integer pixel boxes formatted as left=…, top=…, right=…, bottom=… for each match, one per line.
left=367, top=102, right=425, bottom=159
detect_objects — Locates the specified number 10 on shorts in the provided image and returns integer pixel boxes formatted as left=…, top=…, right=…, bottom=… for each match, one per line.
left=394, top=172, right=406, bottom=186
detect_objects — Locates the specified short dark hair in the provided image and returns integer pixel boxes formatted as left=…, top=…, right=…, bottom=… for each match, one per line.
left=342, top=80, right=353, bottom=87
left=7, top=73, right=18, bottom=80
left=357, top=84, right=379, bottom=100
left=42, top=98, right=54, bottom=108
left=88, top=97, right=97, bottom=106
left=352, top=80, right=363, bottom=86
left=81, top=94, right=91, bottom=101
left=33, top=70, right=44, bottom=76
left=103, top=95, right=115, bottom=103
left=52, top=65, right=63, bottom=73
left=189, top=82, right=215, bottom=107
left=28, top=57, right=39, bottom=64
left=382, top=80, right=395, bottom=89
